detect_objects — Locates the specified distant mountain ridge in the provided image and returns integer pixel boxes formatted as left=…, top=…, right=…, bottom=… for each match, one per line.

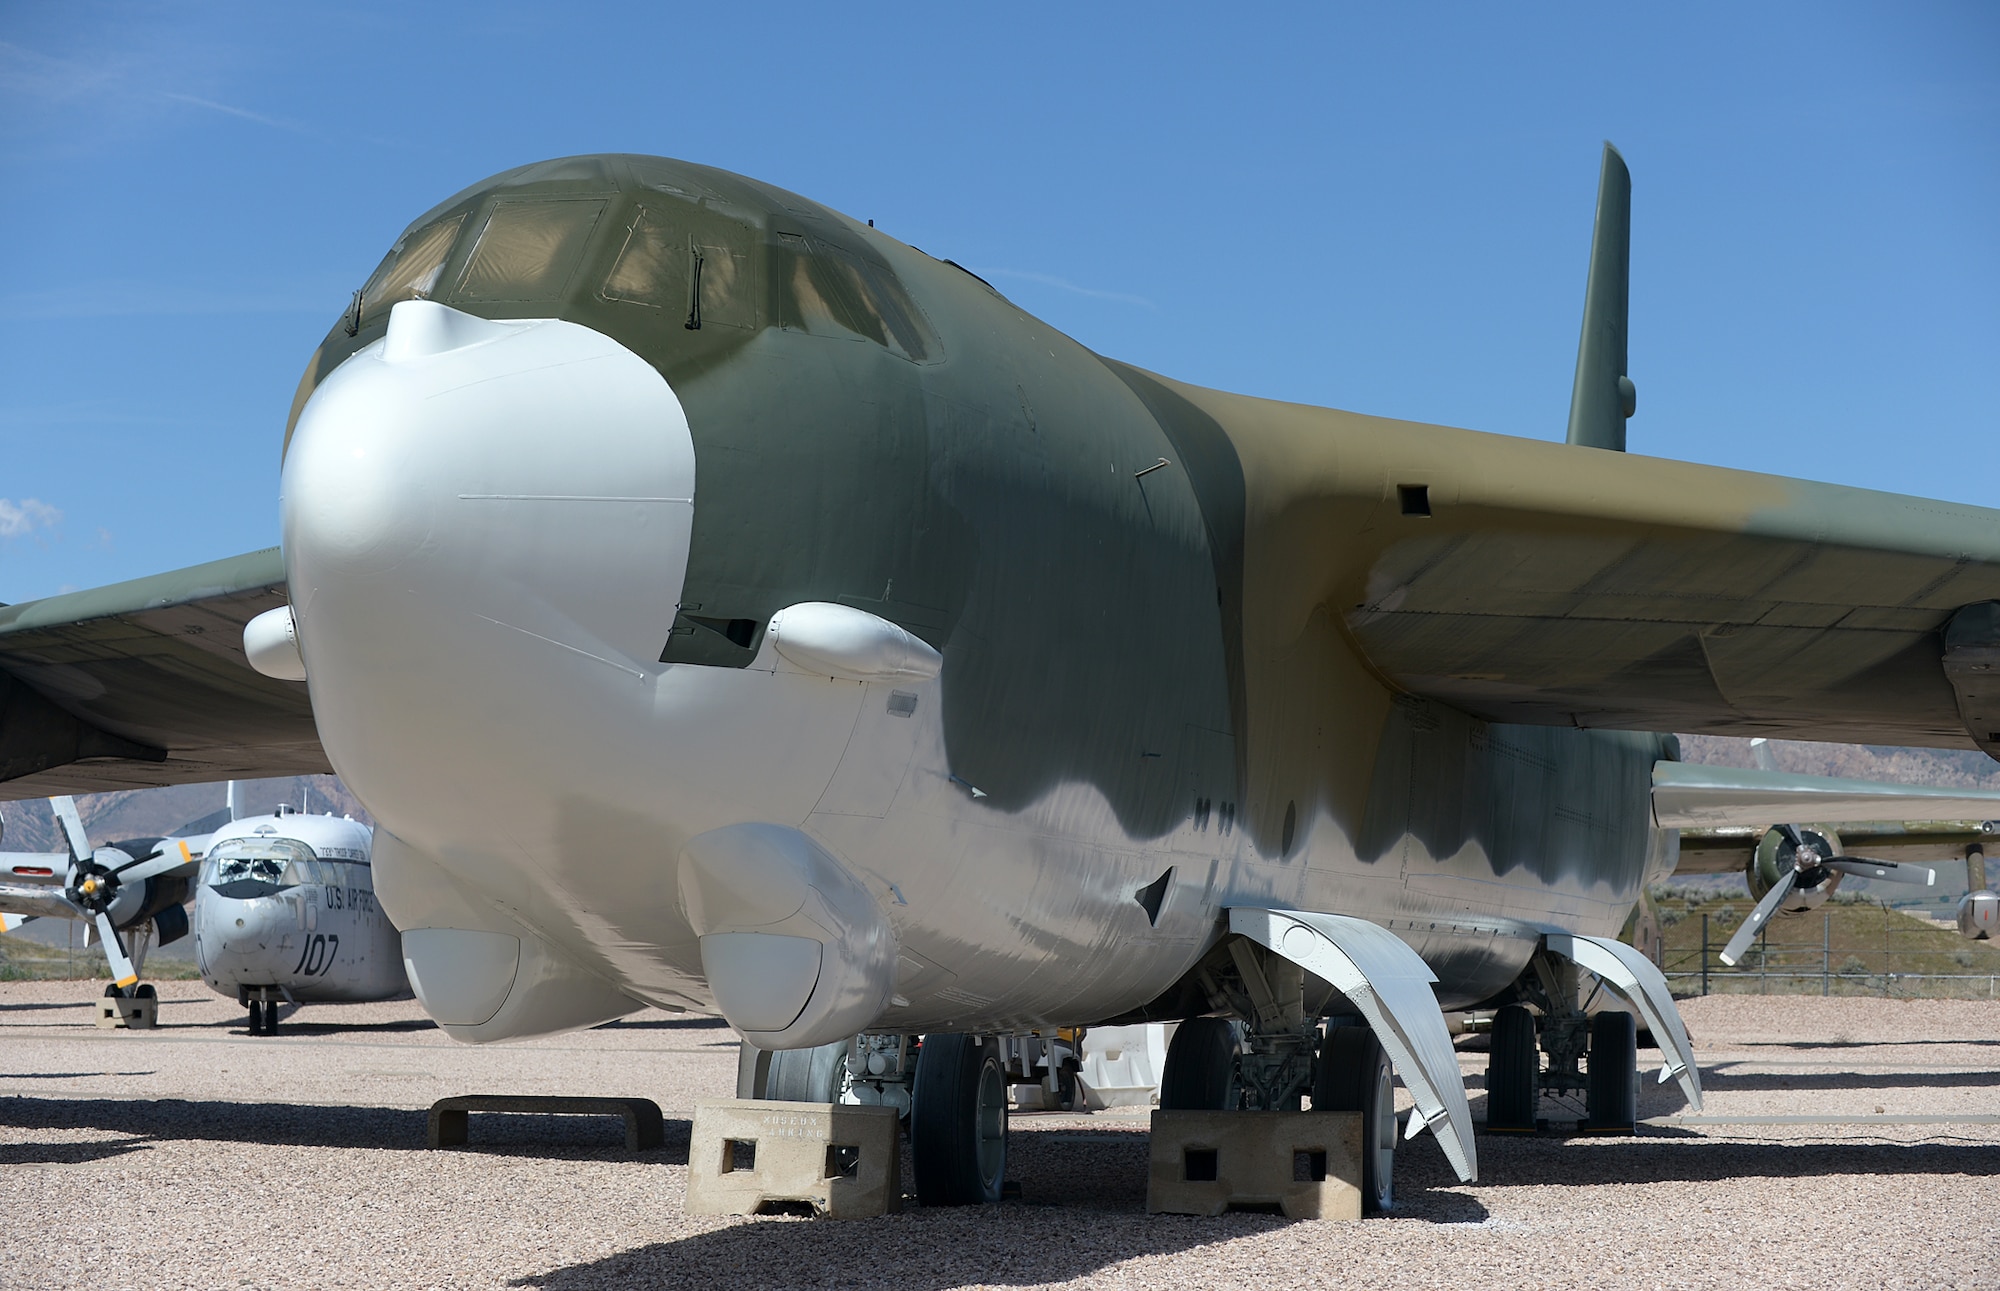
left=0, top=776, right=372, bottom=853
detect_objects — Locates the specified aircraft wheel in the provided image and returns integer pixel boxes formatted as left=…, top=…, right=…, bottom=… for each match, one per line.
left=1159, top=1017, right=1240, bottom=1111
left=1486, top=1004, right=1539, bottom=1130
left=247, top=1001, right=265, bottom=1035
left=910, top=1034, right=1007, bottom=1206
left=1585, top=1010, right=1638, bottom=1132
left=1314, top=1022, right=1396, bottom=1212
left=266, top=1001, right=281, bottom=1036
left=762, top=1039, right=849, bottom=1103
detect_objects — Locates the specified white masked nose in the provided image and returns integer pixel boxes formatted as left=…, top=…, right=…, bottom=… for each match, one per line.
left=279, top=300, right=696, bottom=672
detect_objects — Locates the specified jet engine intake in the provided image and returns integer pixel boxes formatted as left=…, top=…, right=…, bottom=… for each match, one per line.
left=677, top=823, right=896, bottom=1050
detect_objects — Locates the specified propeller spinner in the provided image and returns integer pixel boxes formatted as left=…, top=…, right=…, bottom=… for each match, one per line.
left=1720, top=822, right=1936, bottom=966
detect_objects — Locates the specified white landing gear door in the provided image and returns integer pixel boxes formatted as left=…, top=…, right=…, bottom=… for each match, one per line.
left=1544, top=933, right=1704, bottom=1112
left=1229, top=908, right=1476, bottom=1183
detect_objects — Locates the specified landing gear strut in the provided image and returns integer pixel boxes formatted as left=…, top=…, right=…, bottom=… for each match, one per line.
left=242, top=987, right=285, bottom=1036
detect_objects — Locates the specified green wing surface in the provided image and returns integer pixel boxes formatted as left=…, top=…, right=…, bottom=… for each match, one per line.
left=1151, top=373, right=2000, bottom=756
left=0, top=549, right=327, bottom=801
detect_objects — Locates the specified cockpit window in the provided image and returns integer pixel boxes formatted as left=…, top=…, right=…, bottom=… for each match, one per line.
left=601, top=206, right=687, bottom=308
left=208, top=837, right=320, bottom=888
left=455, top=199, right=606, bottom=303
left=358, top=215, right=465, bottom=319
left=600, top=204, right=756, bottom=329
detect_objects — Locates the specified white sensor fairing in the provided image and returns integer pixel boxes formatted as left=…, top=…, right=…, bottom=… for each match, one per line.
left=283, top=302, right=719, bottom=1037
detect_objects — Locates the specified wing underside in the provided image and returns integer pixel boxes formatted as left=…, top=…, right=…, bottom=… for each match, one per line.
left=0, top=549, right=327, bottom=802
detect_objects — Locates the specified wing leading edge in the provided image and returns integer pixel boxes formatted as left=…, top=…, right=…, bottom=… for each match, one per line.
left=0, top=549, right=328, bottom=801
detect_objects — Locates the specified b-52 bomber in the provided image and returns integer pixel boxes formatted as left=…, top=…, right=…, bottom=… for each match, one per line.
left=4, top=144, right=1999, bottom=1211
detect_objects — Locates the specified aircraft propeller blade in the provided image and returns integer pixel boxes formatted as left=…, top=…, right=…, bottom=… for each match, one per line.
left=52, top=797, right=91, bottom=864
left=109, top=839, right=198, bottom=886
left=93, top=910, right=139, bottom=990
left=1825, top=857, right=1936, bottom=886
left=1720, top=869, right=1796, bottom=966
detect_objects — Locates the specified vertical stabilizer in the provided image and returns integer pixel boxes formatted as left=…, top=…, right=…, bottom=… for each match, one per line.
left=1565, top=143, right=1636, bottom=451
left=226, top=780, right=242, bottom=823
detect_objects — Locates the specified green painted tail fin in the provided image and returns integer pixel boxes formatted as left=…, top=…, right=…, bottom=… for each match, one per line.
left=1565, top=143, right=1636, bottom=451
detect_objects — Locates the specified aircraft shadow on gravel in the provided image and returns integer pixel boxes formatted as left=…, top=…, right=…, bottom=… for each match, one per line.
left=0, top=1096, right=697, bottom=1163
left=1466, top=1135, right=2000, bottom=1188
left=1698, top=1065, right=2000, bottom=1092
left=0, top=1136, right=152, bottom=1167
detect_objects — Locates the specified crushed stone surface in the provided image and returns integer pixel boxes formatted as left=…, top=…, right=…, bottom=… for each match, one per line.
left=0, top=983, right=1993, bottom=1289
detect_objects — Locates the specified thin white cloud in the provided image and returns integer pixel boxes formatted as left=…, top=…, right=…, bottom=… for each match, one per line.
left=0, top=498, right=61, bottom=539
left=978, top=268, right=1155, bottom=308
left=158, top=90, right=313, bottom=136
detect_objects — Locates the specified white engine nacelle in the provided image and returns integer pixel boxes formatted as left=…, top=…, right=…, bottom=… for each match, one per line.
left=677, top=822, right=896, bottom=1050
left=1959, top=890, right=1998, bottom=941
left=371, top=832, right=643, bottom=1042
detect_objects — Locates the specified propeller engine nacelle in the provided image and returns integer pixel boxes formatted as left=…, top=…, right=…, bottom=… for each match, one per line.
left=1958, top=889, right=1998, bottom=940
left=1748, top=826, right=1843, bottom=916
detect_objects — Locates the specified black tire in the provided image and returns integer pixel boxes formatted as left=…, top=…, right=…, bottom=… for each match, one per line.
left=763, top=1039, right=849, bottom=1103
left=1160, top=1017, right=1239, bottom=1111
left=1586, top=1010, right=1638, bottom=1132
left=1314, top=1022, right=1396, bottom=1213
left=1486, top=1004, right=1539, bottom=1130
left=911, top=1034, right=1008, bottom=1206
left=246, top=1004, right=262, bottom=1036
left=265, top=1000, right=280, bottom=1035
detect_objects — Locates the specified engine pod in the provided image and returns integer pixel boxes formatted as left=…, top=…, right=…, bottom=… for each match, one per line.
left=677, top=822, right=896, bottom=1049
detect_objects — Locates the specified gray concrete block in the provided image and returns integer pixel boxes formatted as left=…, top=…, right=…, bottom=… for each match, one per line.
left=95, top=995, right=157, bottom=1030
left=686, top=1098, right=900, bottom=1219
left=1147, top=1109, right=1363, bottom=1221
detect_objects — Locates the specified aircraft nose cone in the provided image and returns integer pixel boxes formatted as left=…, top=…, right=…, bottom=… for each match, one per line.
left=207, top=894, right=285, bottom=953
left=278, top=300, right=697, bottom=810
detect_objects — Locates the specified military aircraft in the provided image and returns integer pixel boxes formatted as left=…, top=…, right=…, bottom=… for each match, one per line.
left=0, top=796, right=205, bottom=1001
left=1672, top=739, right=1999, bottom=959
left=194, top=803, right=407, bottom=1034
left=5, top=144, right=2000, bottom=1212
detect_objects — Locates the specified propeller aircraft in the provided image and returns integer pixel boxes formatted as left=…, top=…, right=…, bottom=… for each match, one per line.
left=4, top=145, right=2000, bottom=1209
left=0, top=796, right=206, bottom=1004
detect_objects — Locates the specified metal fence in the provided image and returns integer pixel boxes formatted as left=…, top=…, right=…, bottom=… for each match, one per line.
left=1660, top=908, right=2000, bottom=999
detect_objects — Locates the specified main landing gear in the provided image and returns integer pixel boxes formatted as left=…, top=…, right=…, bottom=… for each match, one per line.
left=744, top=1031, right=1011, bottom=1207
left=1485, top=962, right=1642, bottom=1132
left=1160, top=951, right=1408, bottom=1215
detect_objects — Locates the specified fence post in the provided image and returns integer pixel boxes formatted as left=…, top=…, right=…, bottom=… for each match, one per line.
left=1823, top=911, right=1831, bottom=997
left=1701, top=914, right=1710, bottom=997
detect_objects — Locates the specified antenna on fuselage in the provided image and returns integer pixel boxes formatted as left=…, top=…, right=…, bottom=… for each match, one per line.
left=1565, top=142, right=1636, bottom=451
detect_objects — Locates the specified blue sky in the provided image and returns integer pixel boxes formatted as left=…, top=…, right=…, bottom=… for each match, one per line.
left=2, top=2, right=1995, bottom=603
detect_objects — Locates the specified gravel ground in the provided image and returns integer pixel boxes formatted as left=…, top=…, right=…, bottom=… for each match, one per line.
left=1, top=984, right=1994, bottom=1290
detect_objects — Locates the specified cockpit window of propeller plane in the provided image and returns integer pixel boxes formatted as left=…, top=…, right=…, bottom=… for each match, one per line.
left=207, top=838, right=319, bottom=891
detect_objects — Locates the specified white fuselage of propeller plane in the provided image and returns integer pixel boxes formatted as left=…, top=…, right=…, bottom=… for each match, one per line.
left=192, top=809, right=406, bottom=1011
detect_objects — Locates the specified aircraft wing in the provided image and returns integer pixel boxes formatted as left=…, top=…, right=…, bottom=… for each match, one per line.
left=1302, top=419, right=2000, bottom=754
left=0, top=549, right=328, bottom=802
left=1651, top=763, right=2000, bottom=830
